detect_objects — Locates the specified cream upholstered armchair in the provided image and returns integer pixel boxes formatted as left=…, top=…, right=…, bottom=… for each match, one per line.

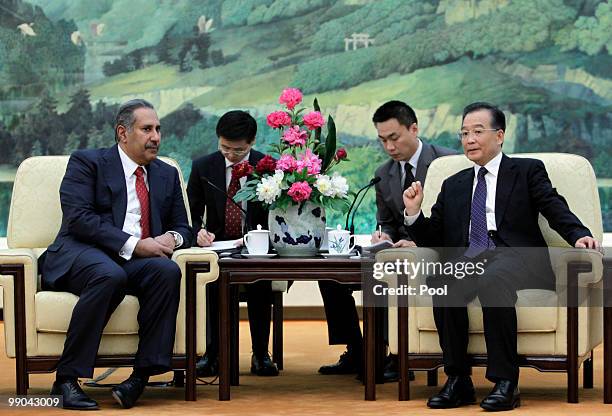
left=378, top=153, right=604, bottom=403
left=0, top=155, right=219, bottom=401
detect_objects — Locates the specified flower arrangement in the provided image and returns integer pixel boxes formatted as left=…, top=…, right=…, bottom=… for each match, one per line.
left=235, top=87, right=350, bottom=212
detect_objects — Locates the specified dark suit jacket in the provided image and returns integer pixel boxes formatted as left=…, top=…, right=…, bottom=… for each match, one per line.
left=408, top=154, right=592, bottom=288
left=187, top=150, right=268, bottom=242
left=41, top=145, right=192, bottom=289
left=375, top=141, right=457, bottom=242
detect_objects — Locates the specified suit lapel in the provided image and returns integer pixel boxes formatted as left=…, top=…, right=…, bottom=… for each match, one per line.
left=415, top=142, right=434, bottom=184
left=388, top=161, right=404, bottom=213
left=494, top=154, right=518, bottom=228
left=102, top=145, right=127, bottom=228
left=210, top=152, right=227, bottom=221
left=146, top=160, right=167, bottom=237
left=454, top=169, right=474, bottom=246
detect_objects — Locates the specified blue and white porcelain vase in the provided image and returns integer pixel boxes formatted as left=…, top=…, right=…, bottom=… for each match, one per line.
left=268, top=201, right=326, bottom=257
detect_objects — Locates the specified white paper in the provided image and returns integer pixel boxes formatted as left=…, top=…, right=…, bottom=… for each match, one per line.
left=363, top=240, right=393, bottom=253
left=209, top=239, right=242, bottom=251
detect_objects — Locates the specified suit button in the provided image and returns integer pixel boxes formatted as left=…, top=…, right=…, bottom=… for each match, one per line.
left=488, top=231, right=494, bottom=237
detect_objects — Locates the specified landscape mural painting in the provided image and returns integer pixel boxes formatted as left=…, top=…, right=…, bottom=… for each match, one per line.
left=0, top=0, right=610, bottom=236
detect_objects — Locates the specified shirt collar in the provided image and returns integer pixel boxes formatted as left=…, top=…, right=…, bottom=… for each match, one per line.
left=473, top=151, right=503, bottom=178
left=400, top=139, right=422, bottom=171
left=225, top=152, right=251, bottom=169
left=118, top=145, right=145, bottom=179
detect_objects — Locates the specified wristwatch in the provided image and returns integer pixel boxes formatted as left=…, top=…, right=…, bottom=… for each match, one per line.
left=167, top=231, right=183, bottom=248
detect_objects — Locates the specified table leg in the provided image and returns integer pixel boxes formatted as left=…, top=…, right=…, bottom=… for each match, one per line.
left=230, top=285, right=240, bottom=386
left=364, top=304, right=376, bottom=401
left=375, top=306, right=386, bottom=384
left=219, top=271, right=230, bottom=400
left=398, top=293, right=410, bottom=400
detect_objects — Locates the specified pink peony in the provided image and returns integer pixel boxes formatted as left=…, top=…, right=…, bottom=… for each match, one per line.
left=278, top=88, right=303, bottom=110
left=276, top=154, right=297, bottom=172
left=302, top=111, right=325, bottom=130
left=266, top=111, right=292, bottom=129
left=287, top=181, right=312, bottom=202
left=282, top=125, right=308, bottom=146
left=296, top=149, right=322, bottom=175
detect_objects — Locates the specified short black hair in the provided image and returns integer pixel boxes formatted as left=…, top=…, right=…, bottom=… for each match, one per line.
left=462, top=102, right=506, bottom=131
left=216, top=110, right=257, bottom=143
left=372, top=100, right=418, bottom=127
left=114, top=98, right=155, bottom=142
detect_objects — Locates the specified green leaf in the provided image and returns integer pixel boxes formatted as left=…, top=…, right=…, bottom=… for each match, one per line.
left=322, top=115, right=336, bottom=171
left=313, top=97, right=322, bottom=143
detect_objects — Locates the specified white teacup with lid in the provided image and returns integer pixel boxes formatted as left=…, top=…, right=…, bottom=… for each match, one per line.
left=244, top=224, right=270, bottom=255
left=327, top=224, right=355, bottom=254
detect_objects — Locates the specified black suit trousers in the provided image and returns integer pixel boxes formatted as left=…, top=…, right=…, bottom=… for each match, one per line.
left=318, top=281, right=363, bottom=348
left=429, top=251, right=527, bottom=383
left=53, top=247, right=181, bottom=379
left=205, top=280, right=273, bottom=357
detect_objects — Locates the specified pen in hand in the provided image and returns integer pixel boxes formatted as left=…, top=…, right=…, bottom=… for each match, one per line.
left=378, top=225, right=382, bottom=239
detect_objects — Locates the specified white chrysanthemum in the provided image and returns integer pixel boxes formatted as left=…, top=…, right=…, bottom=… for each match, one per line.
left=272, top=170, right=285, bottom=186
left=315, top=174, right=335, bottom=197
left=256, top=176, right=282, bottom=204
left=330, top=172, right=349, bottom=198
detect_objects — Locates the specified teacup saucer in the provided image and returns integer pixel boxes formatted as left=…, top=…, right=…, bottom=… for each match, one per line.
left=242, top=253, right=277, bottom=258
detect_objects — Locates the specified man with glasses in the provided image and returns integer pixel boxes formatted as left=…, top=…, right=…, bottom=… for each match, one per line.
left=187, top=110, right=278, bottom=377
left=318, top=100, right=456, bottom=379
left=403, top=102, right=600, bottom=411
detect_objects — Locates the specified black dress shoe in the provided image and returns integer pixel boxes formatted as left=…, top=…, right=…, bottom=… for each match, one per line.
left=480, top=380, right=520, bottom=411
left=251, top=353, right=279, bottom=376
left=196, top=353, right=218, bottom=377
left=383, top=354, right=415, bottom=382
left=111, top=376, right=147, bottom=409
left=51, top=379, right=99, bottom=410
left=427, top=375, right=476, bottom=409
left=319, top=350, right=361, bottom=375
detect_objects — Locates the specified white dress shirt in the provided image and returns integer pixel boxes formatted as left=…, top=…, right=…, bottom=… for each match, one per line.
left=117, top=146, right=182, bottom=260
left=471, top=151, right=502, bottom=233
left=399, top=139, right=422, bottom=186
left=403, top=151, right=503, bottom=237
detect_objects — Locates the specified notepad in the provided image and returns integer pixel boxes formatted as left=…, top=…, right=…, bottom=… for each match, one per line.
left=209, top=239, right=242, bottom=251
left=363, top=240, right=393, bottom=253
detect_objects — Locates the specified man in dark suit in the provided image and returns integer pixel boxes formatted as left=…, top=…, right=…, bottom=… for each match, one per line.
left=318, top=101, right=456, bottom=377
left=403, top=102, right=600, bottom=411
left=42, top=99, right=192, bottom=410
left=187, top=110, right=278, bottom=377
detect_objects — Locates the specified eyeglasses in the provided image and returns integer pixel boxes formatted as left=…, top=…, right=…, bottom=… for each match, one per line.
left=218, top=144, right=250, bottom=156
left=457, top=128, right=500, bottom=141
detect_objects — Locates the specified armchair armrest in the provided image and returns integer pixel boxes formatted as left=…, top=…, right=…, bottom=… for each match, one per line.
left=0, top=249, right=39, bottom=358
left=171, top=248, right=219, bottom=355
left=375, top=247, right=440, bottom=287
left=551, top=248, right=604, bottom=290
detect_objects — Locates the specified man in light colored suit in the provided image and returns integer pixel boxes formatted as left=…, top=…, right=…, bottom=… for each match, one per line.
left=318, top=101, right=456, bottom=378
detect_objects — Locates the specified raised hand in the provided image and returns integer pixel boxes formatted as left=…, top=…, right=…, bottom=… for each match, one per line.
left=402, top=180, right=424, bottom=216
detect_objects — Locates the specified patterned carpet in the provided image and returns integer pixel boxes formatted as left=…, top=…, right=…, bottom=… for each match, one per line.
left=0, top=321, right=608, bottom=415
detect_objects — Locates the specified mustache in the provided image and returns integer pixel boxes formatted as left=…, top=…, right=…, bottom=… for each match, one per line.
left=145, top=143, right=159, bottom=150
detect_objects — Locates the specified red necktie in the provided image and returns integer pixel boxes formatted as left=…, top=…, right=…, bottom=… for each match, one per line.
left=134, top=167, right=150, bottom=239
left=225, top=171, right=242, bottom=239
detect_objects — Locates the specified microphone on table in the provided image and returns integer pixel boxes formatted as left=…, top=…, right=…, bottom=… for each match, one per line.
left=345, top=177, right=381, bottom=234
